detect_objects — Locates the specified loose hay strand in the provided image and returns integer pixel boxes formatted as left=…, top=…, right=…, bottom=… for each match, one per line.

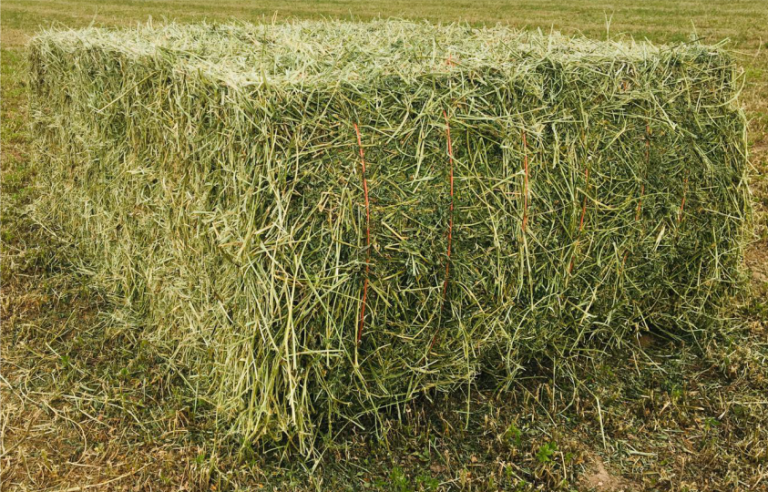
left=353, top=122, right=371, bottom=346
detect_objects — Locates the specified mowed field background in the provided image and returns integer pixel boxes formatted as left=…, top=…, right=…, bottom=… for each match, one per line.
left=2, top=1, right=767, bottom=491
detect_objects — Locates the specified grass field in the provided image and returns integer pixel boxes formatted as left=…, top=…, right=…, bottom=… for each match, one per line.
left=2, top=1, right=767, bottom=491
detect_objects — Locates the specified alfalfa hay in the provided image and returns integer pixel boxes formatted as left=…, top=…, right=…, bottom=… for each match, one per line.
left=29, top=20, right=750, bottom=453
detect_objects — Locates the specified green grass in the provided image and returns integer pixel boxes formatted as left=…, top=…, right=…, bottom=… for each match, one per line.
left=2, top=1, right=767, bottom=491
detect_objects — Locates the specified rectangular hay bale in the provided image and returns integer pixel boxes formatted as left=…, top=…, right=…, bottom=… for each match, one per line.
left=29, top=20, right=749, bottom=452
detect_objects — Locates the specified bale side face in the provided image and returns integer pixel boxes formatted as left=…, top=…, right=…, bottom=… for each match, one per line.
left=29, top=21, right=749, bottom=452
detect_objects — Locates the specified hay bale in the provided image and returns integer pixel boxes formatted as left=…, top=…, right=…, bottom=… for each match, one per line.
left=29, top=20, right=750, bottom=452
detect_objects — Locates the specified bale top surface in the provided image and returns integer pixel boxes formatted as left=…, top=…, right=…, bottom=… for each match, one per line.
left=33, top=21, right=715, bottom=87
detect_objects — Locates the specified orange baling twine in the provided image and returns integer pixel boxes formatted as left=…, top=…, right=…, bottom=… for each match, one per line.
left=429, top=111, right=456, bottom=351
left=570, top=149, right=590, bottom=274
left=442, top=110, right=455, bottom=297
left=354, top=123, right=371, bottom=345
left=636, top=124, right=650, bottom=221
left=521, top=130, right=530, bottom=232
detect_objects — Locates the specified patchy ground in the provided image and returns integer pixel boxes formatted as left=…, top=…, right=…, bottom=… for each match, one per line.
left=2, top=1, right=767, bottom=490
